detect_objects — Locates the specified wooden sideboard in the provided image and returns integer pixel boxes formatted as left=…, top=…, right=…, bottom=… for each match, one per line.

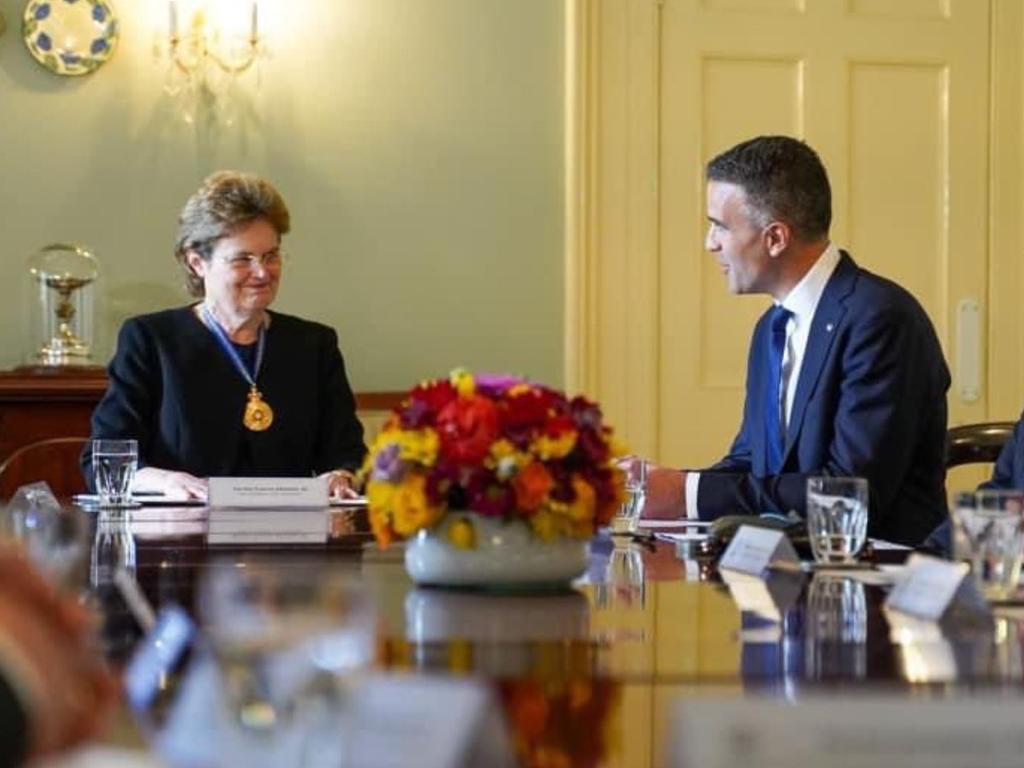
left=0, top=367, right=403, bottom=465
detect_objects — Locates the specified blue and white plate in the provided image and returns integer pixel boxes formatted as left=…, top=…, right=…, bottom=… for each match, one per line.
left=22, top=0, right=119, bottom=76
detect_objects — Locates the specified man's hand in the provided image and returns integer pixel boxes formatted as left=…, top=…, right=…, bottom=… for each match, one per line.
left=642, top=465, right=688, bottom=520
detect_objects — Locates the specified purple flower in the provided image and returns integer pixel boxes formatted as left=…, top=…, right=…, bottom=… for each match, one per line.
left=371, top=443, right=405, bottom=483
left=474, top=373, right=524, bottom=397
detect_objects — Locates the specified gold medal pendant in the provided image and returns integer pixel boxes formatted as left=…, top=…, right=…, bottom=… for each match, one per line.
left=244, top=387, right=274, bottom=431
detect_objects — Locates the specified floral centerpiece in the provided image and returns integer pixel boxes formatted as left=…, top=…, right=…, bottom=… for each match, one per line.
left=361, top=370, right=625, bottom=586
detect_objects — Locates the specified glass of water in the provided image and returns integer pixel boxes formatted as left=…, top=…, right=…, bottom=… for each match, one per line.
left=92, top=439, right=138, bottom=509
left=611, top=457, right=646, bottom=535
left=952, top=489, right=1024, bottom=601
left=806, top=476, right=869, bottom=564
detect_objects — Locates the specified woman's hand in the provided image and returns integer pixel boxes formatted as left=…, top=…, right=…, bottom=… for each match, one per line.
left=133, top=467, right=208, bottom=502
left=319, top=469, right=359, bottom=500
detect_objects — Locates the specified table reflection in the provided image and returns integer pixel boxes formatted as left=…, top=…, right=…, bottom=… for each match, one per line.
left=64, top=506, right=1024, bottom=767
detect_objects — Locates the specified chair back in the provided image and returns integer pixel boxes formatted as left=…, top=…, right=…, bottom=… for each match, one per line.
left=0, top=437, right=88, bottom=501
left=945, top=422, right=1015, bottom=469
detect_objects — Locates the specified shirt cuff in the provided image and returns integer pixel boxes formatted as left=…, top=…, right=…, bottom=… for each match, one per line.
left=685, top=471, right=701, bottom=520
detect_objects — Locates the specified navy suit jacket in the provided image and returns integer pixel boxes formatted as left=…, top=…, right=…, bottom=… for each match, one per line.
left=923, top=411, right=1024, bottom=553
left=696, top=252, right=950, bottom=546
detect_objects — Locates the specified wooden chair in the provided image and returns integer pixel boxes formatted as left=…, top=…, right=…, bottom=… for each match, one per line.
left=0, top=437, right=88, bottom=501
left=945, top=421, right=1015, bottom=469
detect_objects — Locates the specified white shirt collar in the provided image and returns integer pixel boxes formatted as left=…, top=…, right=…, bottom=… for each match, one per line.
left=778, top=242, right=841, bottom=327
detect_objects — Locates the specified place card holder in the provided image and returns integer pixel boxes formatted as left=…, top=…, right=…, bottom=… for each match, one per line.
left=718, top=525, right=805, bottom=623
left=884, top=553, right=993, bottom=630
left=718, top=525, right=801, bottom=577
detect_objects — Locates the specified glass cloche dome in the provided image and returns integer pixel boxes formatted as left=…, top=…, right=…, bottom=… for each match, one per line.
left=27, top=243, right=100, bottom=366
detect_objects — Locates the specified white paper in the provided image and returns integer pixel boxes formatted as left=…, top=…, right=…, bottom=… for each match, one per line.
left=885, top=553, right=969, bottom=621
left=719, top=526, right=798, bottom=576
left=670, top=696, right=1024, bottom=767
left=208, top=477, right=328, bottom=508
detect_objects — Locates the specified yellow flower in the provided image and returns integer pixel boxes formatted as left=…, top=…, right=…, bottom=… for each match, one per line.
left=396, top=427, right=440, bottom=465
left=446, top=517, right=476, bottom=550
left=567, top=476, right=596, bottom=523
left=531, top=430, right=577, bottom=461
left=449, top=368, right=475, bottom=397
left=391, top=474, right=442, bottom=536
left=486, top=439, right=531, bottom=480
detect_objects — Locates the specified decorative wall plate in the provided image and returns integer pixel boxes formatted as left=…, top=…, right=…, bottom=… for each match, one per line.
left=22, top=0, right=119, bottom=76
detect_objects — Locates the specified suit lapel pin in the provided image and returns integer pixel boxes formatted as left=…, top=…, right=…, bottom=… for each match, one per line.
left=825, top=322, right=834, bottom=333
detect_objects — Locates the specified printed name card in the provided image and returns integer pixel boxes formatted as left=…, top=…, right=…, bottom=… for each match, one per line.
left=670, top=695, right=1024, bottom=767
left=718, top=525, right=800, bottom=577
left=885, top=553, right=991, bottom=626
left=207, top=476, right=328, bottom=509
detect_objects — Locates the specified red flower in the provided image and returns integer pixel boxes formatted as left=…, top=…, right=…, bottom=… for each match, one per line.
left=513, top=462, right=554, bottom=513
left=465, top=467, right=515, bottom=516
left=503, top=387, right=557, bottom=432
left=402, top=379, right=459, bottom=427
left=437, top=395, right=500, bottom=465
left=575, top=427, right=610, bottom=465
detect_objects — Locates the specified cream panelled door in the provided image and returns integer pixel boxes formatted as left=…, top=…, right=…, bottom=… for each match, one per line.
left=571, top=0, right=993, bottom=467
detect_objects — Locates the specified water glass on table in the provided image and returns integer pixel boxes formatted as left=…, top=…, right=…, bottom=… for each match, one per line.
left=611, top=457, right=647, bottom=535
left=806, top=476, right=869, bottom=565
left=952, top=489, right=1024, bottom=601
left=92, top=439, right=138, bottom=509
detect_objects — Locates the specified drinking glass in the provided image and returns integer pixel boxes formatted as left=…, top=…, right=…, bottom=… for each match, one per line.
left=806, top=476, right=869, bottom=564
left=2, top=482, right=89, bottom=588
left=611, top=457, right=646, bottom=535
left=92, top=439, right=138, bottom=509
left=952, top=489, right=1024, bottom=601
left=200, top=561, right=375, bottom=736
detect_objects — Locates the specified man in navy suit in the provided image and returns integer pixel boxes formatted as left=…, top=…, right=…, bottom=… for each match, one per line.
left=643, top=135, right=950, bottom=546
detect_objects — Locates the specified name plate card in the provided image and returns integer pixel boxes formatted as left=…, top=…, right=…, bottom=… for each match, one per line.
left=718, top=525, right=800, bottom=577
left=670, top=696, right=1024, bottom=767
left=885, top=553, right=991, bottom=627
left=207, top=476, right=328, bottom=509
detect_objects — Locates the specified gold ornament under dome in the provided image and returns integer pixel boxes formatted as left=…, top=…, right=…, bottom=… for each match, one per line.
left=28, top=243, right=100, bottom=366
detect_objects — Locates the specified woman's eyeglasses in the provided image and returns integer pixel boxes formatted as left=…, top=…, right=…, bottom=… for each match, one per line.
left=220, top=250, right=284, bottom=271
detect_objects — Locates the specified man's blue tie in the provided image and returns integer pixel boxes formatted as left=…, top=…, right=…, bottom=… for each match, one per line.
left=764, top=305, right=792, bottom=474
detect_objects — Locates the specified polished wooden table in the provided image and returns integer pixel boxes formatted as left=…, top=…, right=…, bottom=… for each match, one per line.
left=86, top=508, right=1024, bottom=768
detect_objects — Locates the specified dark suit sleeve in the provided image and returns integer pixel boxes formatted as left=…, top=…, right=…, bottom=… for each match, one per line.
left=81, top=319, right=159, bottom=489
left=979, top=411, right=1024, bottom=491
left=697, top=309, right=936, bottom=525
left=311, top=329, right=367, bottom=474
left=0, top=673, right=29, bottom=768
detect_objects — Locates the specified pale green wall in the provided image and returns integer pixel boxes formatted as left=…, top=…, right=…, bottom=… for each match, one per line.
left=0, top=0, right=565, bottom=390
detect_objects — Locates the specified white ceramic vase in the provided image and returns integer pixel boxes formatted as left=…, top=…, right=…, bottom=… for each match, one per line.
left=403, top=512, right=590, bottom=589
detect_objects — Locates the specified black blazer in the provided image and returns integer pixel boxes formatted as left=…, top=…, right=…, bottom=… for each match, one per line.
left=697, top=253, right=950, bottom=546
left=83, top=307, right=366, bottom=485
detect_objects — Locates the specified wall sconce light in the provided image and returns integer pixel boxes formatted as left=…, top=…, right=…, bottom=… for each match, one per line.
left=162, top=0, right=262, bottom=123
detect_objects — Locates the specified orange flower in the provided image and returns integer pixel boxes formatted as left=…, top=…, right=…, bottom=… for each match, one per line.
left=514, top=462, right=554, bottom=512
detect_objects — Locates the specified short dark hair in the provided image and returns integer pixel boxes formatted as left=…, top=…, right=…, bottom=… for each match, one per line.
left=174, top=171, right=291, bottom=297
left=706, top=136, right=831, bottom=241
